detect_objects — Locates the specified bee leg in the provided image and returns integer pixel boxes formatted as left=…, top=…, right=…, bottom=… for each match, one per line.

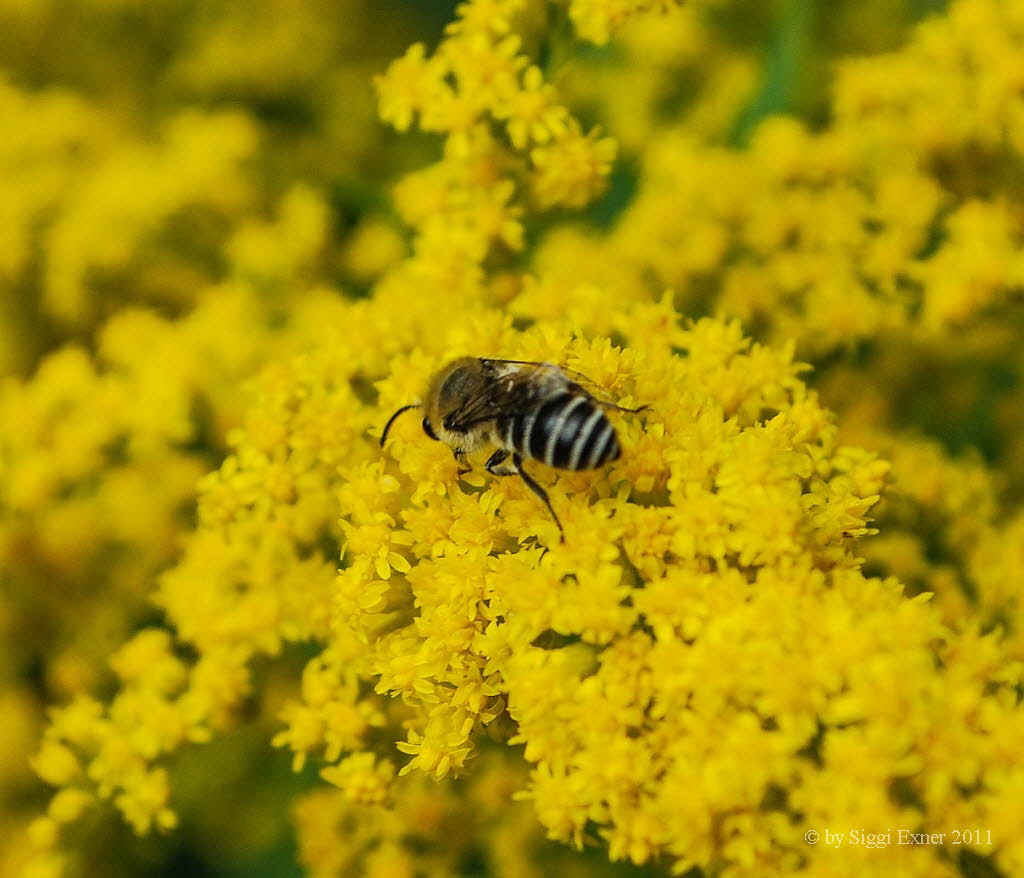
left=598, top=401, right=648, bottom=414
left=453, top=450, right=471, bottom=476
left=484, top=449, right=514, bottom=476
left=485, top=451, right=564, bottom=541
left=510, top=453, right=565, bottom=543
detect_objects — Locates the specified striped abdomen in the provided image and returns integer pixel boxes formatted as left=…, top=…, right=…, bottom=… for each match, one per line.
left=498, top=394, right=620, bottom=470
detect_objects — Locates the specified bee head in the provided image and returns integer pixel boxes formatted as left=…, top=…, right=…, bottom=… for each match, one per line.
left=381, top=358, right=485, bottom=450
left=426, top=357, right=486, bottom=421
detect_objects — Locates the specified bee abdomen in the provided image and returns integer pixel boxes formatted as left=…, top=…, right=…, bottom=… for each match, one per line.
left=501, top=394, right=620, bottom=471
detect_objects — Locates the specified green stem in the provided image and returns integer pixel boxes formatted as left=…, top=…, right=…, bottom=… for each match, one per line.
left=730, top=0, right=816, bottom=147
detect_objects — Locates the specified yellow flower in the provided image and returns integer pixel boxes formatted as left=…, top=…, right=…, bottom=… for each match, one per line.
left=443, top=32, right=526, bottom=114
left=530, top=123, right=618, bottom=208
left=47, top=790, right=93, bottom=825
left=445, top=0, right=525, bottom=38
left=916, top=199, right=1024, bottom=330
left=113, top=767, right=177, bottom=834
left=396, top=715, right=474, bottom=779
left=495, top=66, right=570, bottom=149
left=375, top=43, right=450, bottom=132
left=320, top=751, right=395, bottom=805
left=30, top=742, right=81, bottom=789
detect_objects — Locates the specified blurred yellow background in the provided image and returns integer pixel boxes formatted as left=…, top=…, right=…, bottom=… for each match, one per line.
left=4, top=1, right=1024, bottom=876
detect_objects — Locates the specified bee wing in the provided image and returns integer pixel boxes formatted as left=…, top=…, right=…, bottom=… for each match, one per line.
left=443, top=360, right=568, bottom=431
left=481, top=359, right=639, bottom=411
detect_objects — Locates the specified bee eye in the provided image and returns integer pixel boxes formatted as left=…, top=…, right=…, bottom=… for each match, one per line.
left=421, top=417, right=439, bottom=441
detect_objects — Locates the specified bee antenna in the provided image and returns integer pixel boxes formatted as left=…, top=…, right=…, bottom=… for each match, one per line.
left=380, top=404, right=421, bottom=447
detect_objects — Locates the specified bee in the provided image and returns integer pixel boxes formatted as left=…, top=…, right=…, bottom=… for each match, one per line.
left=379, top=358, right=645, bottom=540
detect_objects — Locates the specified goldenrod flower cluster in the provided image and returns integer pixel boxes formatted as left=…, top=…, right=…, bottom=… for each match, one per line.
left=5, top=1, right=1024, bottom=877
